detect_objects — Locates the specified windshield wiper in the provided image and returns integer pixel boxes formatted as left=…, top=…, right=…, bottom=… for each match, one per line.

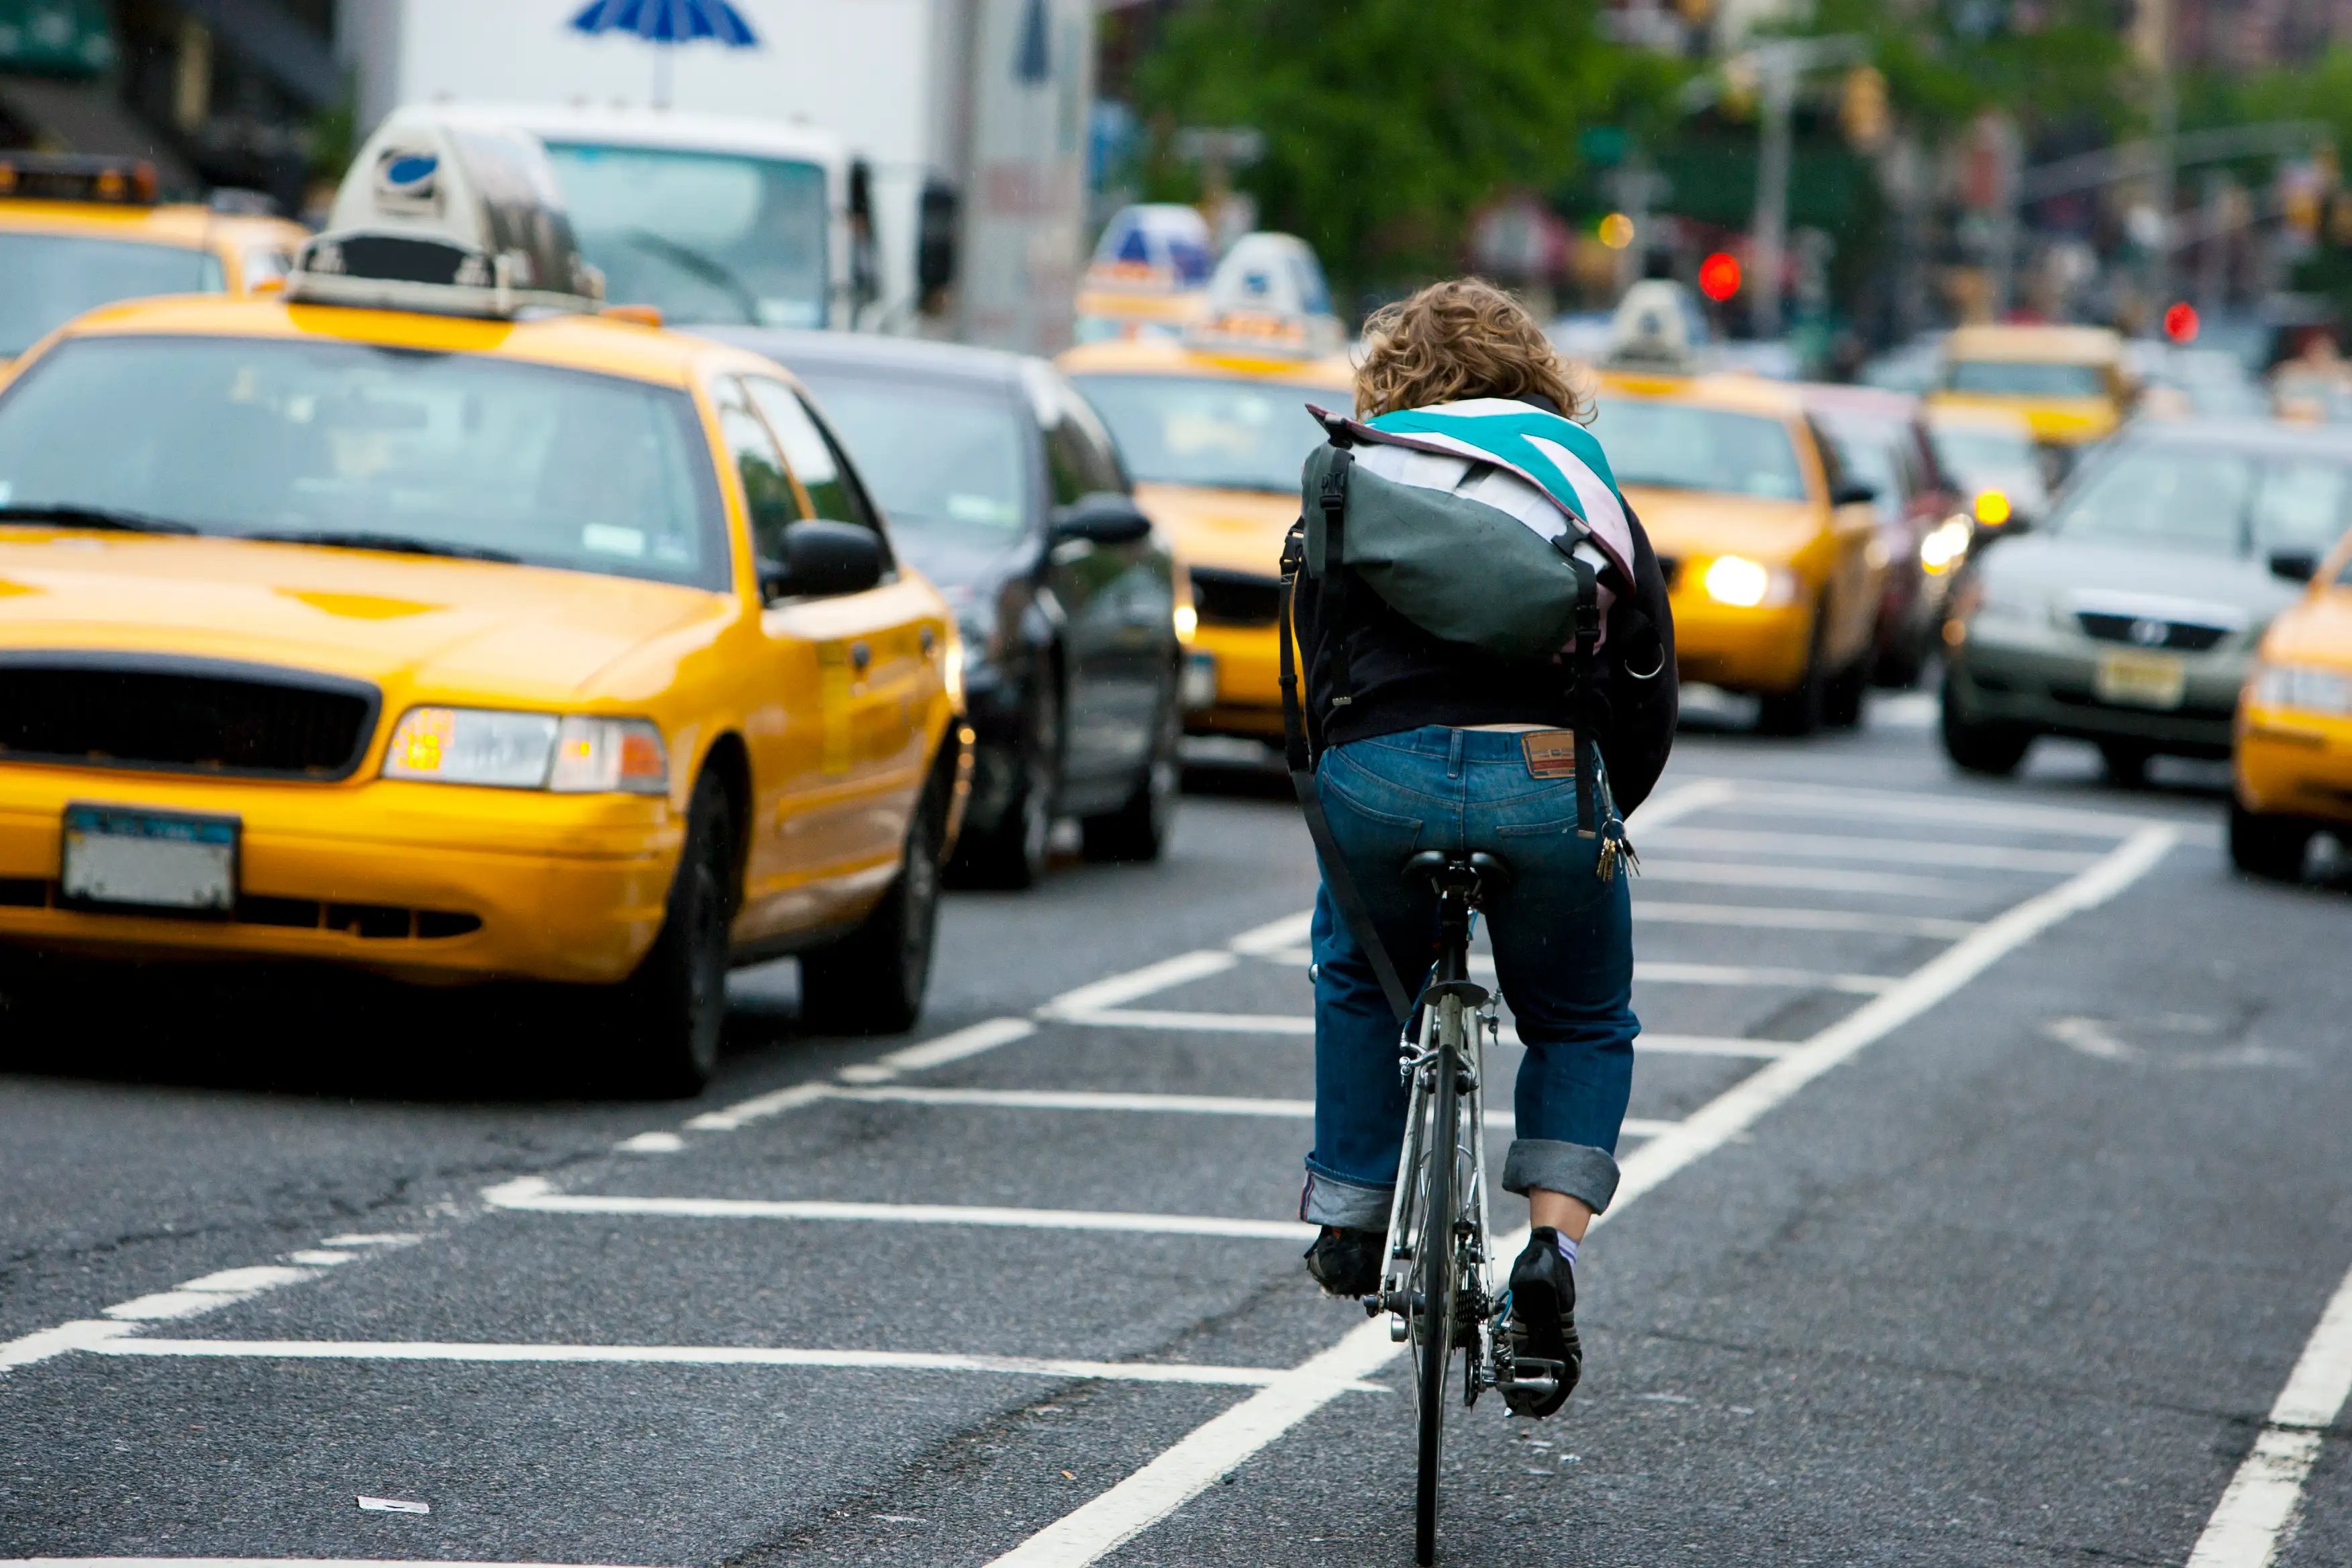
left=0, top=503, right=199, bottom=535
left=236, top=530, right=522, bottom=565
left=620, top=230, right=763, bottom=324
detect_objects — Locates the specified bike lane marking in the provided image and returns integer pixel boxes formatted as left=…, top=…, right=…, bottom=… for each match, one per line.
left=2185, top=1258, right=2352, bottom=1568
left=981, top=821, right=2181, bottom=1567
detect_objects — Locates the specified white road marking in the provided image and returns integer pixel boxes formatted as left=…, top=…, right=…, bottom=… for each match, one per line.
left=283, top=1251, right=357, bottom=1267
left=1057, top=1008, right=1313, bottom=1035
left=981, top=822, right=2179, bottom=1567
left=8, top=1561, right=664, bottom=1567
left=482, top=1177, right=1314, bottom=1242
left=827, top=1085, right=1677, bottom=1140
left=1632, top=901, right=1979, bottom=939
left=1226, top=910, right=1314, bottom=955
left=1039, top=951, right=1239, bottom=1018
left=0, top=1319, right=135, bottom=1371
left=1728, top=783, right=2166, bottom=840
left=1641, top=827, right=2100, bottom=873
left=681, top=1081, right=834, bottom=1132
left=1625, top=776, right=1739, bottom=827
left=834, top=1018, right=1040, bottom=1086
left=1465, top=953, right=1896, bottom=994
left=1632, top=861, right=1963, bottom=895
left=318, top=1233, right=422, bottom=1248
left=616, top=1132, right=685, bottom=1154
left=89, top=1338, right=1375, bottom=1392
left=2185, top=1259, right=2352, bottom=1568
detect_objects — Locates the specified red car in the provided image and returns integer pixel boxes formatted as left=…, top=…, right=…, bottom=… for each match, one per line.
left=1800, top=383, right=1973, bottom=688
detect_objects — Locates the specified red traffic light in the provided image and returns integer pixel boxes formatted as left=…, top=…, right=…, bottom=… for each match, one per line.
left=2163, top=301, right=2200, bottom=343
left=1698, top=251, right=1743, bottom=303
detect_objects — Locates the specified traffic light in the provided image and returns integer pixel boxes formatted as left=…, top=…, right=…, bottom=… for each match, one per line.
left=1700, top=252, right=1743, bottom=301
left=1841, top=65, right=1890, bottom=150
left=2163, top=301, right=2199, bottom=344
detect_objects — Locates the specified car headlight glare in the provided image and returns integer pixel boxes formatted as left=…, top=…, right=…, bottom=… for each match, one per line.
left=2253, top=662, right=2352, bottom=716
left=384, top=707, right=667, bottom=793
left=1173, top=603, right=1199, bottom=643
left=1702, top=554, right=1775, bottom=608
left=1974, top=488, right=2012, bottom=527
left=1920, top=517, right=1972, bottom=573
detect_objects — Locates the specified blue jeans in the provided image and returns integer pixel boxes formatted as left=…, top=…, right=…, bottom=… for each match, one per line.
left=1300, top=726, right=1636, bottom=1232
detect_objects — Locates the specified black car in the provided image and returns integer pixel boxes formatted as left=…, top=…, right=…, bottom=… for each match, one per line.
left=704, top=329, right=1183, bottom=887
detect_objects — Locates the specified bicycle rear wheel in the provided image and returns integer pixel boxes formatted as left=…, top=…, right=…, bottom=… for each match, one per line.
left=1414, top=1031, right=1460, bottom=1566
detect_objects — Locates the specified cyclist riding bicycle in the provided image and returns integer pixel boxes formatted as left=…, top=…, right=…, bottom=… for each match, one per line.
left=1289, top=279, right=1677, bottom=1418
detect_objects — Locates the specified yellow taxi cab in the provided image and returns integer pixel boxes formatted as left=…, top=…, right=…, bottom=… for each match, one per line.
left=1072, top=203, right=1216, bottom=346
left=2230, top=524, right=2352, bottom=880
left=0, top=121, right=967, bottom=1093
left=1592, top=371, right=1886, bottom=734
left=0, top=152, right=309, bottom=367
left=1926, top=324, right=2131, bottom=467
left=1059, top=330, right=1353, bottom=742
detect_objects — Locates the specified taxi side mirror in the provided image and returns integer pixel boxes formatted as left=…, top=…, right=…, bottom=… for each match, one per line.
left=761, top=520, right=885, bottom=601
left=1830, top=480, right=1878, bottom=508
left=1052, top=491, right=1152, bottom=546
left=2269, top=548, right=2320, bottom=584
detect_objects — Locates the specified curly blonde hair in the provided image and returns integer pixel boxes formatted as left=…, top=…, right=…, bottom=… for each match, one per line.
left=1355, top=279, right=1589, bottom=421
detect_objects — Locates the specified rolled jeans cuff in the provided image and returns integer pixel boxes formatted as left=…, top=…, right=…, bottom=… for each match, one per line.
left=1502, top=1139, right=1621, bottom=1214
left=1300, top=1163, right=1393, bottom=1231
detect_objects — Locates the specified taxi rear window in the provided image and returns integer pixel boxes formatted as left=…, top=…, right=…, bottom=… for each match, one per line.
left=1589, top=399, right=1807, bottom=501
left=1946, top=360, right=2107, bottom=398
left=0, top=233, right=224, bottom=356
left=0, top=335, right=729, bottom=590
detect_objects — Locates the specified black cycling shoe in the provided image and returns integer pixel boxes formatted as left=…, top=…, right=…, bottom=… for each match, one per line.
left=1502, top=1227, right=1582, bottom=1418
left=1303, top=1226, right=1386, bottom=1297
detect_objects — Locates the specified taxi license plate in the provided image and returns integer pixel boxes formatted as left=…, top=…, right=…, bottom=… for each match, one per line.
left=60, top=804, right=238, bottom=915
left=2094, top=650, right=2188, bottom=711
left=1179, top=651, right=1218, bottom=712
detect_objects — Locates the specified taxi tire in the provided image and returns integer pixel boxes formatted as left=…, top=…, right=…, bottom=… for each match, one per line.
left=1757, top=607, right=1829, bottom=736
left=2228, top=802, right=2312, bottom=882
left=800, top=774, right=944, bottom=1036
left=1081, top=689, right=1179, bottom=863
left=1822, top=656, right=1870, bottom=730
left=609, top=772, right=735, bottom=1098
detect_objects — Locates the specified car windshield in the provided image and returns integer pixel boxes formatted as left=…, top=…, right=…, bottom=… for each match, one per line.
left=2047, top=444, right=2352, bottom=558
left=1930, top=424, right=2049, bottom=503
left=544, top=142, right=829, bottom=328
left=1068, top=373, right=1327, bottom=493
left=1946, top=359, right=2106, bottom=397
left=1590, top=399, right=1808, bottom=501
left=797, top=369, right=1029, bottom=537
left=0, top=232, right=225, bottom=356
left=0, top=335, right=727, bottom=588
left=1821, top=424, right=1906, bottom=518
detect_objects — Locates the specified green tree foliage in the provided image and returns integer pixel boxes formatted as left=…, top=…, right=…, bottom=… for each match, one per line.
left=1790, top=0, right=2140, bottom=137
left=1130, top=0, right=1667, bottom=305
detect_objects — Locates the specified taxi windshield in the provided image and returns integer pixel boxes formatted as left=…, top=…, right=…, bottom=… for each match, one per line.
left=0, top=335, right=728, bottom=589
left=1946, top=360, right=2106, bottom=398
left=0, top=232, right=224, bottom=356
left=797, top=369, right=1028, bottom=538
left=1068, top=373, right=1326, bottom=493
left=544, top=142, right=829, bottom=328
left=1590, top=399, right=1808, bottom=501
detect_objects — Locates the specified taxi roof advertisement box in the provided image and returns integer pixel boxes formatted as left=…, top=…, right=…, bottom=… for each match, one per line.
left=334, top=0, right=1095, bottom=352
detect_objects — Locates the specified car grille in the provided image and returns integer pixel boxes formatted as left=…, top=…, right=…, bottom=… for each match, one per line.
left=2075, top=612, right=2231, bottom=653
left=1189, top=568, right=1283, bottom=627
left=0, top=877, right=479, bottom=938
left=0, top=655, right=381, bottom=781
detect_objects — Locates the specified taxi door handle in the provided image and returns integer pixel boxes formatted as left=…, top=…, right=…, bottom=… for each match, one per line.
left=850, top=641, right=872, bottom=673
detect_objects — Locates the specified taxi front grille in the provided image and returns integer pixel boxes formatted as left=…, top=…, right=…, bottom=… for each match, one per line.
left=0, top=655, right=380, bottom=781
left=0, top=877, right=481, bottom=938
left=1189, top=569, right=1283, bottom=627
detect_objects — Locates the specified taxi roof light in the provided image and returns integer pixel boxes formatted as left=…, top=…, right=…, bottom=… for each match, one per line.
left=0, top=152, right=158, bottom=207
left=287, top=111, right=605, bottom=322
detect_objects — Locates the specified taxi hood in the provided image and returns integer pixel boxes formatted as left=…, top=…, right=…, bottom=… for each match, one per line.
left=0, top=533, right=730, bottom=703
left=1620, top=486, right=1820, bottom=563
left=1136, top=482, right=1296, bottom=579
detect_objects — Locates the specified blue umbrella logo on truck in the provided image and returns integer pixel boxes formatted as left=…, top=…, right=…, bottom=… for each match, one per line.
left=568, top=0, right=760, bottom=109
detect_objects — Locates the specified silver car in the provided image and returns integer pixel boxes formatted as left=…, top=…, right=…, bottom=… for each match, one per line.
left=1941, top=419, right=2352, bottom=782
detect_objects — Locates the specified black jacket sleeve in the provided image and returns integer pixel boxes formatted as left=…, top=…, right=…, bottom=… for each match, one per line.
left=1594, top=501, right=1678, bottom=815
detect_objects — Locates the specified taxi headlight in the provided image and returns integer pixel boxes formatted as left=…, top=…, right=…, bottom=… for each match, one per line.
left=1173, top=603, right=1199, bottom=643
left=1974, top=488, right=2012, bottom=527
left=384, top=707, right=667, bottom=793
left=1920, top=517, right=1972, bottom=573
left=2252, top=662, right=2352, bottom=716
left=1701, top=554, right=1796, bottom=608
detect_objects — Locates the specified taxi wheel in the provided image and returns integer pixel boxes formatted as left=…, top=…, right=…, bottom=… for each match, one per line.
left=610, top=772, right=736, bottom=1097
left=2228, top=802, right=2312, bottom=882
left=948, top=679, right=1059, bottom=889
left=1757, top=614, right=1828, bottom=737
left=801, top=779, right=943, bottom=1035
left=2099, top=742, right=2153, bottom=789
left=1081, top=689, right=1179, bottom=863
left=1822, top=656, right=1870, bottom=730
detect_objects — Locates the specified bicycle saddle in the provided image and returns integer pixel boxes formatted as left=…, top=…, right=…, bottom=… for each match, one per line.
left=1402, top=850, right=1514, bottom=900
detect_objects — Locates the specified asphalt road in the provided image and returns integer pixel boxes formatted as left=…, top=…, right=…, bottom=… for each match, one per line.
left=5, top=691, right=2351, bottom=1568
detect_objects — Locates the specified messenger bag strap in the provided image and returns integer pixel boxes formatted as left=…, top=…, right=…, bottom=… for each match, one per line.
left=1563, top=543, right=1601, bottom=840
left=1279, top=458, right=1414, bottom=1028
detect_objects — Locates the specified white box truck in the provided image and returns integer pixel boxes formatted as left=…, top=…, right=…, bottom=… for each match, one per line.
left=334, top=0, right=1094, bottom=351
